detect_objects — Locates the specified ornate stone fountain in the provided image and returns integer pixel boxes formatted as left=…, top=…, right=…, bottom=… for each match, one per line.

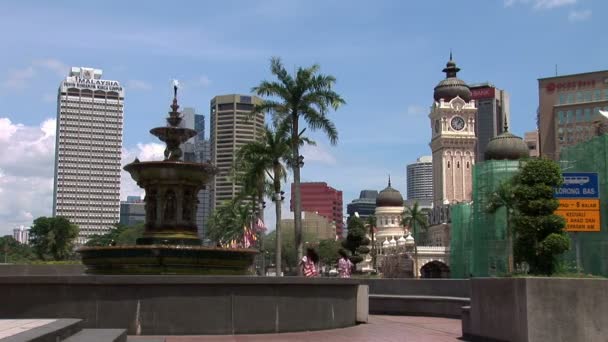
left=78, top=83, right=258, bottom=274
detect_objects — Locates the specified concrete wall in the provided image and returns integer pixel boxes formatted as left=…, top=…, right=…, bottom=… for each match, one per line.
left=0, top=276, right=359, bottom=335
left=362, top=278, right=470, bottom=297
left=0, top=265, right=85, bottom=276
left=469, top=278, right=608, bottom=342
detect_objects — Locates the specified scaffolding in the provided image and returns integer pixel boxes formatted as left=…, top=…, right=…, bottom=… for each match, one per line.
left=559, top=135, right=608, bottom=277
left=450, top=160, right=520, bottom=278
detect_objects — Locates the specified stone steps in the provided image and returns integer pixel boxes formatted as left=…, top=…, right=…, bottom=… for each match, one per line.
left=0, top=319, right=127, bottom=342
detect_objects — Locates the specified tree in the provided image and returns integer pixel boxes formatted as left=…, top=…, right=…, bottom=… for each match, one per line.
left=235, top=124, right=292, bottom=275
left=206, top=198, right=252, bottom=245
left=342, top=216, right=370, bottom=266
left=264, top=230, right=316, bottom=275
left=0, top=236, right=36, bottom=263
left=252, top=57, right=345, bottom=270
left=318, top=239, right=341, bottom=267
left=402, top=202, right=428, bottom=278
left=29, top=216, right=78, bottom=261
left=487, top=180, right=517, bottom=274
left=86, top=223, right=145, bottom=247
left=511, top=158, right=569, bottom=275
left=365, top=215, right=378, bottom=270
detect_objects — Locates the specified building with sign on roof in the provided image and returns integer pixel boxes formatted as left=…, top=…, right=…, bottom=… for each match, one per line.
left=538, top=69, right=608, bottom=160
left=52, top=67, right=124, bottom=244
left=469, top=83, right=510, bottom=162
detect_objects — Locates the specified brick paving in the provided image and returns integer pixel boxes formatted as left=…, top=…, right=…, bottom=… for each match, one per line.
left=128, top=315, right=467, bottom=342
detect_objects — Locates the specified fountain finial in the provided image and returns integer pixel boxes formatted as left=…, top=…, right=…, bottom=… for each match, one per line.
left=167, top=80, right=181, bottom=127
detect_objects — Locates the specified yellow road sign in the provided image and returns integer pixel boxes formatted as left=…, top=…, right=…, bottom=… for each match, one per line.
left=558, top=199, right=600, bottom=211
left=555, top=210, right=600, bottom=232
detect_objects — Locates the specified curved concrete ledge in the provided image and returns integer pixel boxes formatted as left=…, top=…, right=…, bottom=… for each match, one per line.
left=0, top=276, right=359, bottom=335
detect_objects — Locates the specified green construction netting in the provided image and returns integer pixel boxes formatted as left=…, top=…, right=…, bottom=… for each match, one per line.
left=559, top=134, right=608, bottom=277
left=450, top=160, right=520, bottom=278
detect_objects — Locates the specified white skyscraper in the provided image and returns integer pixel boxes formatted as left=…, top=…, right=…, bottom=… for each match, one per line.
left=52, top=67, right=124, bottom=244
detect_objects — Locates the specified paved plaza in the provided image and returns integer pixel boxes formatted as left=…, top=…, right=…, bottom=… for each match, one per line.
left=0, top=319, right=57, bottom=339
left=128, top=315, right=465, bottom=342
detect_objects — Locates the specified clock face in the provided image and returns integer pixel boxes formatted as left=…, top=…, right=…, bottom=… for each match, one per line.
left=451, top=116, right=465, bottom=131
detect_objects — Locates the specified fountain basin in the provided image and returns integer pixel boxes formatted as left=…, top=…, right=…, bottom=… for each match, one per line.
left=78, top=245, right=258, bottom=275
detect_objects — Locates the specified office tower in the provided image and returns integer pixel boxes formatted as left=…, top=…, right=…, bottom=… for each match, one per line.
left=469, top=83, right=510, bottom=162
left=429, top=56, right=477, bottom=205
left=406, top=156, right=433, bottom=203
left=538, top=70, right=608, bottom=160
left=346, top=190, right=378, bottom=219
left=290, top=182, right=344, bottom=236
left=13, top=226, right=30, bottom=245
left=52, top=67, right=124, bottom=244
left=524, top=130, right=540, bottom=157
left=119, top=196, right=145, bottom=226
left=209, top=95, right=264, bottom=209
left=181, top=107, right=212, bottom=239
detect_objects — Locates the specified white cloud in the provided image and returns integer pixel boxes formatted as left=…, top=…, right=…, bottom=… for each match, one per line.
left=126, top=80, right=153, bottom=91
left=504, top=0, right=577, bottom=9
left=3, top=67, right=35, bottom=89
left=197, top=75, right=212, bottom=87
left=33, top=58, right=68, bottom=76
left=406, top=105, right=427, bottom=116
left=3, top=58, right=68, bottom=90
left=0, top=117, right=57, bottom=235
left=120, top=143, right=165, bottom=200
left=568, top=9, right=591, bottom=22
left=301, top=143, right=337, bottom=165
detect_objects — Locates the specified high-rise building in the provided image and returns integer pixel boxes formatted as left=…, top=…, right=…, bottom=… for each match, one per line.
left=119, top=195, right=145, bottom=226
left=13, top=226, right=30, bottom=245
left=538, top=70, right=608, bottom=160
left=346, top=190, right=378, bottom=219
left=524, top=130, right=540, bottom=157
left=181, top=107, right=212, bottom=239
left=406, top=156, right=433, bottom=203
left=469, top=83, right=510, bottom=162
left=429, top=56, right=477, bottom=206
left=290, top=182, right=343, bottom=236
left=209, top=95, right=264, bottom=209
left=52, top=67, right=124, bottom=244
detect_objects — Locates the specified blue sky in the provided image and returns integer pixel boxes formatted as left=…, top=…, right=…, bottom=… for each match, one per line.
left=0, top=0, right=606, bottom=234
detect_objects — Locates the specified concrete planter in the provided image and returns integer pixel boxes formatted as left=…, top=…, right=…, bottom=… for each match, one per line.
left=466, top=278, right=607, bottom=342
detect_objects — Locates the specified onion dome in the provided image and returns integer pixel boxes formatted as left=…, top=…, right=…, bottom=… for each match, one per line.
left=484, top=122, right=530, bottom=161
left=390, top=237, right=397, bottom=246
left=433, top=52, right=472, bottom=103
left=398, top=236, right=406, bottom=246
left=376, top=176, right=404, bottom=207
left=405, top=234, right=415, bottom=246
left=383, top=238, right=390, bottom=247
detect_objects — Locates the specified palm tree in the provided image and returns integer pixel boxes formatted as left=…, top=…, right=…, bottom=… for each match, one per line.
left=235, top=124, right=292, bottom=275
left=486, top=180, right=517, bottom=274
left=402, top=202, right=428, bottom=278
left=207, top=198, right=252, bottom=245
left=252, top=57, right=345, bottom=267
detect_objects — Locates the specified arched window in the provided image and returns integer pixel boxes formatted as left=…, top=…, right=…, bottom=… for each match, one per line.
left=447, top=161, right=451, bottom=168
left=457, top=161, right=460, bottom=168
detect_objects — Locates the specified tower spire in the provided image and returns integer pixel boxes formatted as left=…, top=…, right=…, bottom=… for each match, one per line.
left=388, top=174, right=391, bottom=187
left=449, top=49, right=453, bottom=61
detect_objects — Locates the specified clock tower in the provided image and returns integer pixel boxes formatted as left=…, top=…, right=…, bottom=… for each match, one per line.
left=429, top=54, right=477, bottom=205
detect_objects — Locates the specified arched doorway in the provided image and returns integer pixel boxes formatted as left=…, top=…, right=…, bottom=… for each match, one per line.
left=420, top=260, right=450, bottom=278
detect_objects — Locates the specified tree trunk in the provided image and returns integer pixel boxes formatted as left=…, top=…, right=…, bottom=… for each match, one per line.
left=291, top=112, right=303, bottom=274
left=413, top=222, right=419, bottom=278
left=273, top=164, right=282, bottom=277
left=257, top=188, right=265, bottom=275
